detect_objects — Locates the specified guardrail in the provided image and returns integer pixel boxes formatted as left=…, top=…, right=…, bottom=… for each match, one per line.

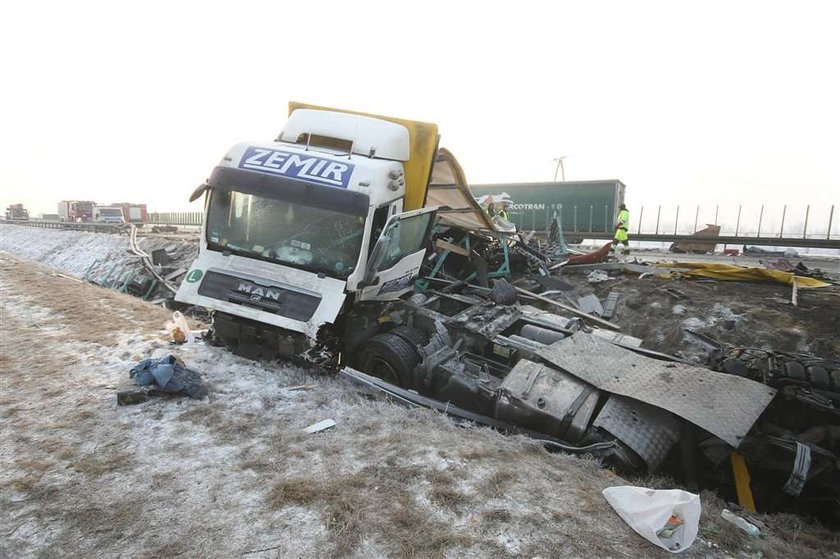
left=148, top=212, right=203, bottom=226
left=0, top=219, right=127, bottom=234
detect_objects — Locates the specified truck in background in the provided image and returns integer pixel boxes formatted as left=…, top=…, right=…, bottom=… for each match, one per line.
left=58, top=200, right=95, bottom=222
left=470, top=180, right=626, bottom=241
left=111, top=202, right=148, bottom=224
left=5, top=204, right=30, bottom=221
left=93, top=205, right=127, bottom=223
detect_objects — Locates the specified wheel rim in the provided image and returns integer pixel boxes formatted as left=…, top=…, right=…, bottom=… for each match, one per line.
left=366, top=356, right=401, bottom=386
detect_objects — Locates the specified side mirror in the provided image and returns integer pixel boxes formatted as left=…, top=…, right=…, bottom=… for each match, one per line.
left=359, top=234, right=389, bottom=287
left=189, top=182, right=210, bottom=203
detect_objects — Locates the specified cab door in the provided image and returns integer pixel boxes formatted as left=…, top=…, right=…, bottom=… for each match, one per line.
left=358, top=207, right=437, bottom=301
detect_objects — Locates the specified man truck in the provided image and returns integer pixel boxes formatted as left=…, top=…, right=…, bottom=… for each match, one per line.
left=176, top=103, right=441, bottom=358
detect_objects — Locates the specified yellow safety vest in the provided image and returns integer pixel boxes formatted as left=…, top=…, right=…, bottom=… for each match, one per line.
left=618, top=209, right=629, bottom=230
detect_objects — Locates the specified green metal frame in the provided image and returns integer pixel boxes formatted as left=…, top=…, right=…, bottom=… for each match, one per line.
left=421, top=229, right=513, bottom=289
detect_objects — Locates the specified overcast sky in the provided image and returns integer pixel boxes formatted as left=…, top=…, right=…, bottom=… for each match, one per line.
left=1, top=1, right=838, bottom=233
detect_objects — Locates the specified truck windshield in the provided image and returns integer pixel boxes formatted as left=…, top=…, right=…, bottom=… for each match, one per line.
left=206, top=190, right=365, bottom=279
left=99, top=209, right=123, bottom=217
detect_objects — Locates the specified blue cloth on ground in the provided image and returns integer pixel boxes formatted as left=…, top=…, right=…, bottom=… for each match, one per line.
left=129, top=355, right=207, bottom=398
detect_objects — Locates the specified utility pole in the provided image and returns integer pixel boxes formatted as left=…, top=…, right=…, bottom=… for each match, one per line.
left=553, top=156, right=567, bottom=182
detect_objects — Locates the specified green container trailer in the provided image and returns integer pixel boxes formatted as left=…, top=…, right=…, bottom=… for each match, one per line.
left=470, top=180, right=626, bottom=238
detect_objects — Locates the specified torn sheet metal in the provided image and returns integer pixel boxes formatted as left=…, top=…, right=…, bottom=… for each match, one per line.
left=577, top=294, right=604, bottom=316
left=593, top=395, right=681, bottom=471
left=537, top=333, right=777, bottom=447
left=602, top=291, right=621, bottom=320
left=426, top=148, right=496, bottom=231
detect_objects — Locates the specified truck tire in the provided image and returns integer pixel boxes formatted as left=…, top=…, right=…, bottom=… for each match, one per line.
left=388, top=326, right=430, bottom=357
left=355, top=333, right=419, bottom=388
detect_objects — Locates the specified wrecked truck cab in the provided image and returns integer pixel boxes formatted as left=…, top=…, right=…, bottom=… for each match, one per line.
left=175, top=107, right=440, bottom=358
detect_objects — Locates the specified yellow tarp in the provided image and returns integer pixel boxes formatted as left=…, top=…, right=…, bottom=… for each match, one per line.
left=653, top=262, right=830, bottom=288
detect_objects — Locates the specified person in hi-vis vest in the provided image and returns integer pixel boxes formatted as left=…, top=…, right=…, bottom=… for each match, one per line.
left=612, top=204, right=630, bottom=256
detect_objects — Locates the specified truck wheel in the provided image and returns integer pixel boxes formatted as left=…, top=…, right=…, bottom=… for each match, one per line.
left=356, top=333, right=419, bottom=388
left=807, top=366, right=830, bottom=388
left=388, top=325, right=430, bottom=357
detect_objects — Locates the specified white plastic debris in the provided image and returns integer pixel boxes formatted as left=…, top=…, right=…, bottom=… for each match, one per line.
left=603, top=486, right=701, bottom=553
left=165, top=311, right=192, bottom=343
left=587, top=270, right=611, bottom=283
left=303, top=419, right=336, bottom=434
left=720, top=509, right=760, bottom=537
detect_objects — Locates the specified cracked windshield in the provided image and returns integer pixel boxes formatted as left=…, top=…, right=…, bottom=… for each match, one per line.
left=206, top=190, right=364, bottom=279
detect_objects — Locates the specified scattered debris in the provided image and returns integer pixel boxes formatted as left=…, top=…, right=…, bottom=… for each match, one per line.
left=576, top=293, right=604, bottom=316
left=602, top=290, right=621, bottom=320
left=669, top=224, right=721, bottom=254
left=303, top=419, right=336, bottom=434
left=602, top=486, right=701, bottom=552
left=587, top=270, right=611, bottom=283
left=163, top=267, right=187, bottom=281
left=654, top=261, right=831, bottom=288
left=125, top=355, right=208, bottom=402
left=284, top=384, right=319, bottom=391
left=744, top=245, right=799, bottom=258
left=150, top=224, right=178, bottom=233
left=165, top=311, right=192, bottom=344
left=661, top=287, right=690, bottom=301
left=720, top=508, right=761, bottom=537
left=565, top=242, right=612, bottom=265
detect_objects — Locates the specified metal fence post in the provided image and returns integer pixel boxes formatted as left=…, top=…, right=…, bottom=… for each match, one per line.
left=714, top=205, right=719, bottom=226
left=735, top=205, right=742, bottom=237
left=693, top=205, right=699, bottom=233
left=803, top=205, right=810, bottom=239
left=779, top=205, right=787, bottom=238
left=828, top=205, right=835, bottom=240
left=757, top=204, right=764, bottom=237
left=638, top=206, right=644, bottom=235
left=573, top=206, right=577, bottom=232
left=588, top=206, right=593, bottom=233
left=655, top=205, right=661, bottom=235
left=604, top=205, right=608, bottom=233
left=674, top=205, right=680, bottom=235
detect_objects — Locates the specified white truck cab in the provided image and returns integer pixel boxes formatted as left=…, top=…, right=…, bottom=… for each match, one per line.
left=176, top=108, right=438, bottom=352
left=93, top=206, right=126, bottom=223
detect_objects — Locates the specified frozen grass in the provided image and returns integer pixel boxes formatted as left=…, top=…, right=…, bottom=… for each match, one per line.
left=2, top=237, right=839, bottom=557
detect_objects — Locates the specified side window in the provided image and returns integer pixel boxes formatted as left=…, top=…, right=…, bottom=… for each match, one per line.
left=378, top=212, right=434, bottom=270
left=368, top=205, right=390, bottom=258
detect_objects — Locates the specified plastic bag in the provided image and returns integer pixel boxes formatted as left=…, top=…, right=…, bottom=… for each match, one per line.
left=602, top=485, right=701, bottom=553
left=165, top=311, right=191, bottom=344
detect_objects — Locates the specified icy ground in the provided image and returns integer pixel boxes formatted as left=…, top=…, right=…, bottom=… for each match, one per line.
left=1, top=228, right=838, bottom=558
left=0, top=224, right=197, bottom=292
